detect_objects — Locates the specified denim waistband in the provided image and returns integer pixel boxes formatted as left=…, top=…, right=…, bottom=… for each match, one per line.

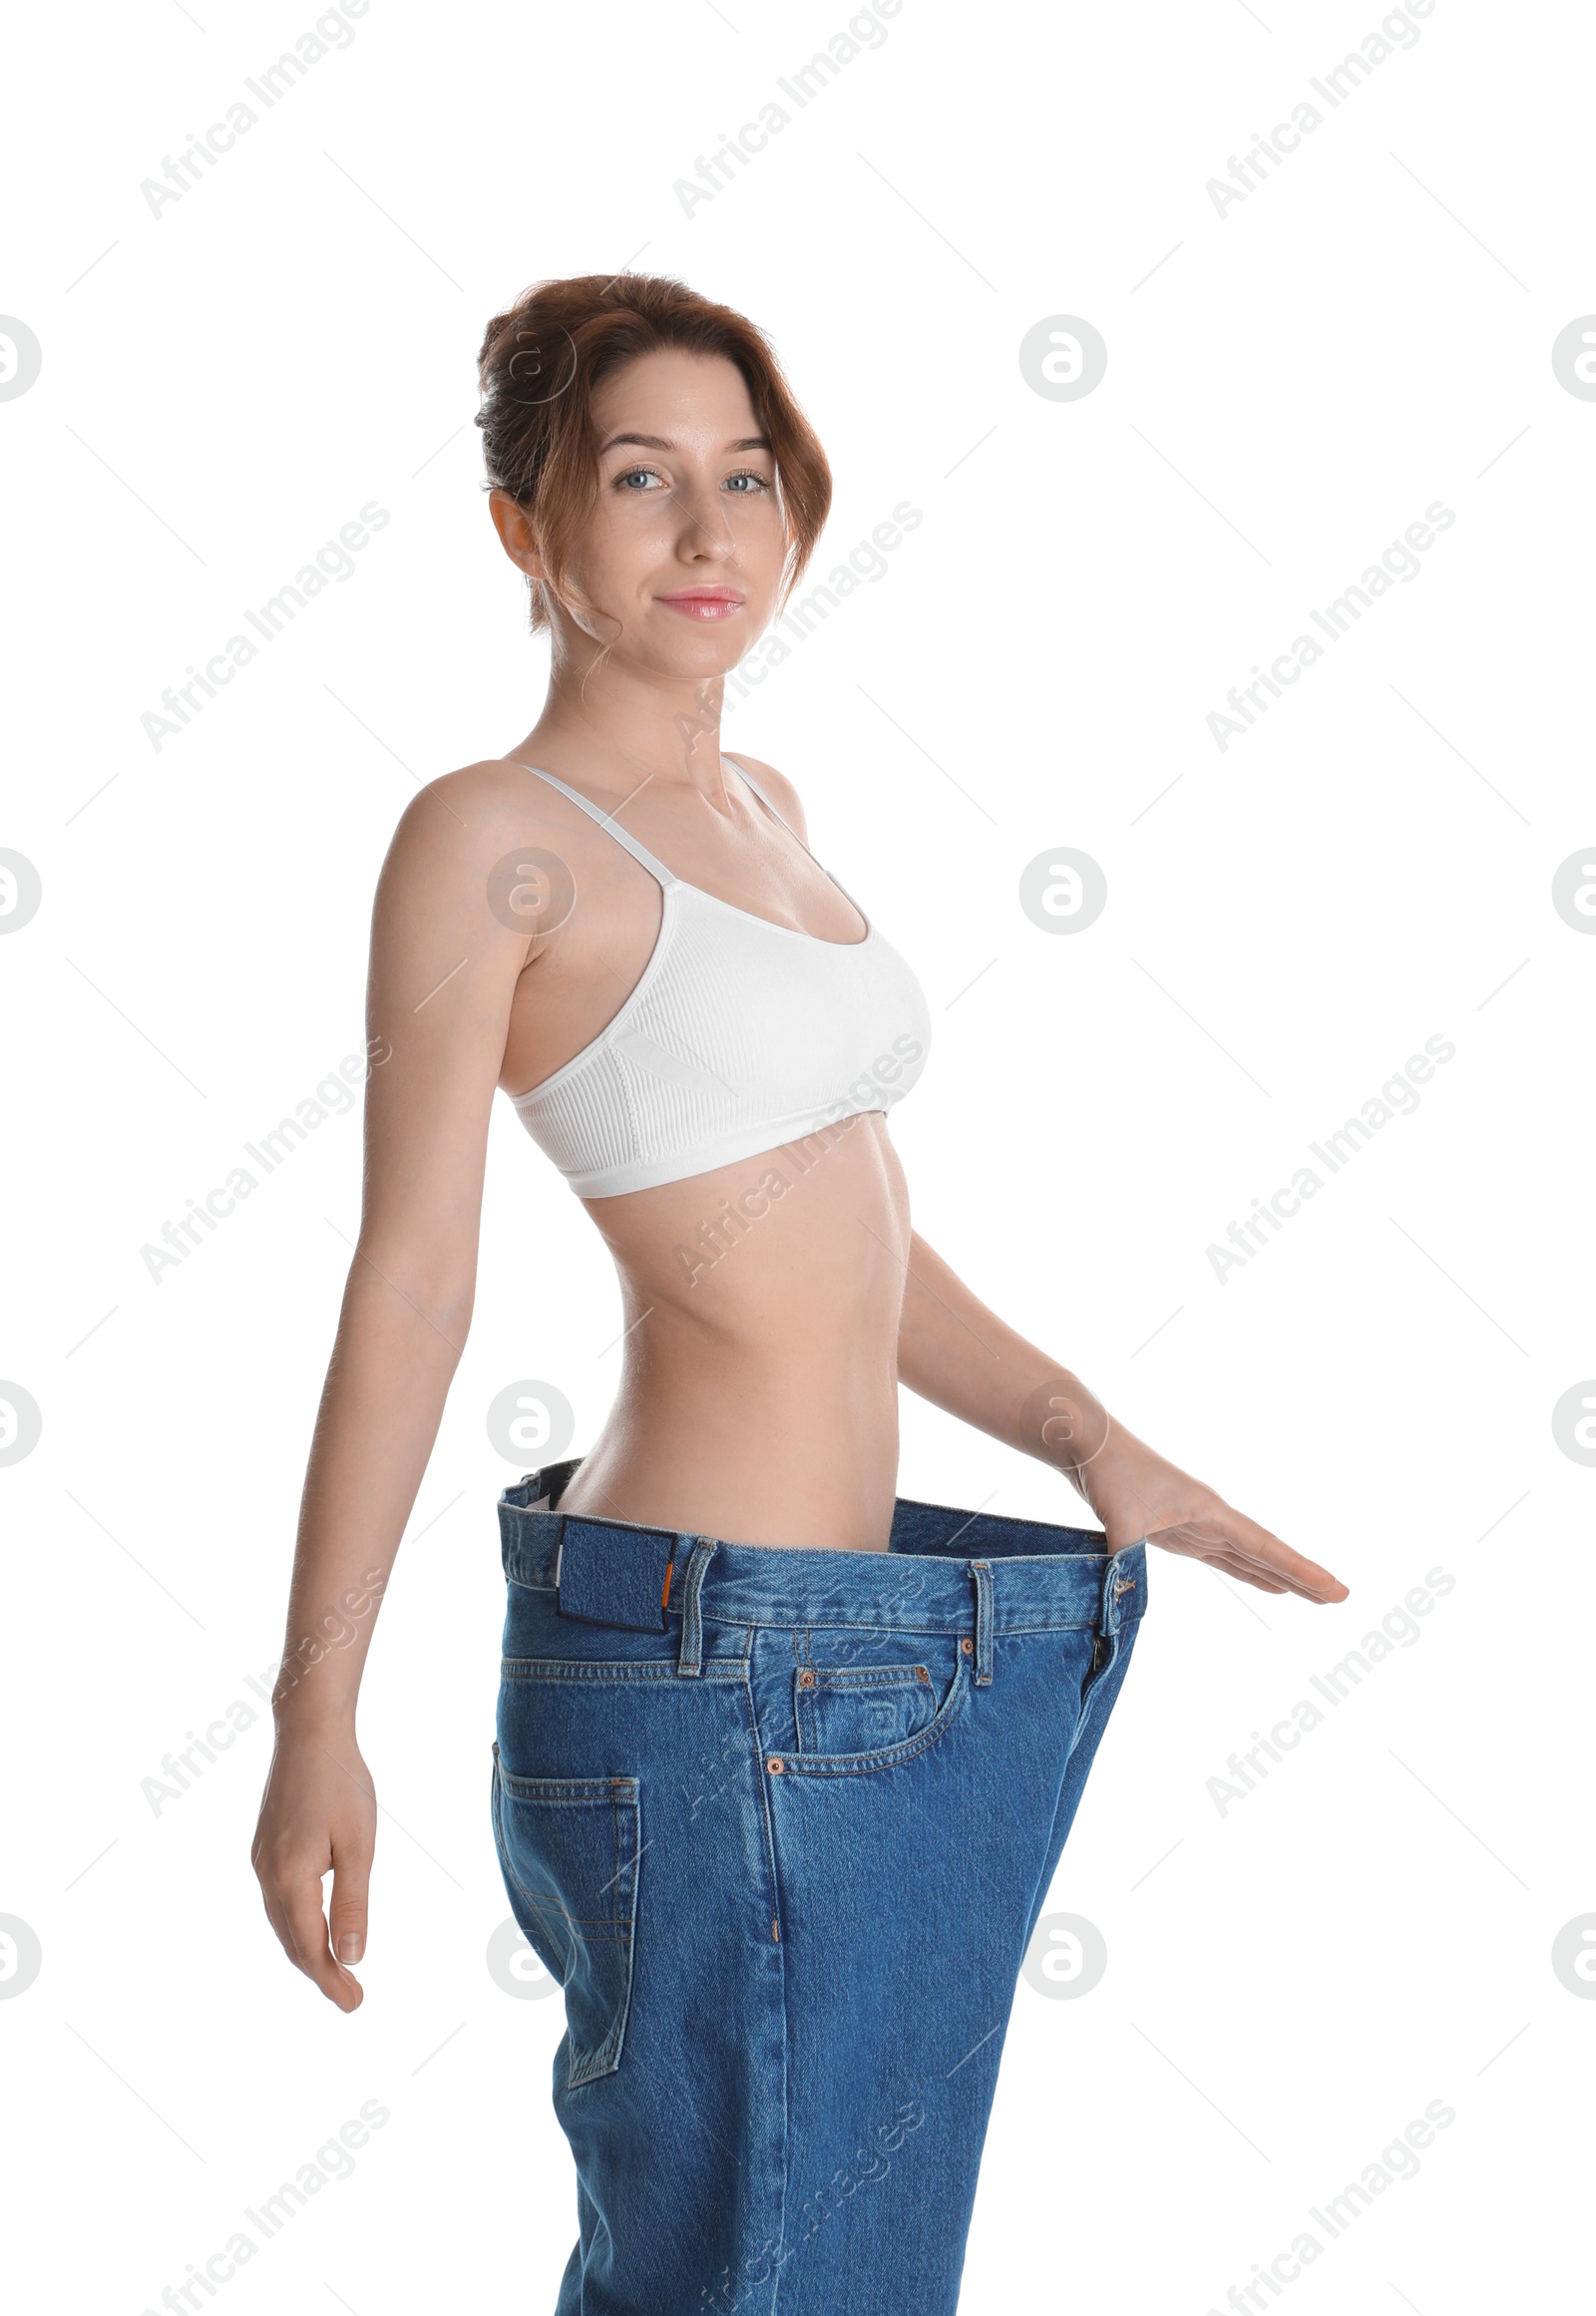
left=498, top=1459, right=1148, bottom=1639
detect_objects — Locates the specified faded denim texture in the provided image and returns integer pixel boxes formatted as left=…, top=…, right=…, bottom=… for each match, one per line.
left=493, top=1457, right=1147, bottom=2315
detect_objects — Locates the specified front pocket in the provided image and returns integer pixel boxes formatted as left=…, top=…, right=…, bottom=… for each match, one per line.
left=490, top=1746, right=640, bottom=2088
left=778, top=1649, right=971, bottom=1778
left=795, top=1662, right=938, bottom=1755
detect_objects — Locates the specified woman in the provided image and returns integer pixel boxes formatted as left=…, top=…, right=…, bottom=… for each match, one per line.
left=252, top=272, right=1347, bottom=2314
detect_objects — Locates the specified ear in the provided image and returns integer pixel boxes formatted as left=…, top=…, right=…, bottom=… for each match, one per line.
left=488, top=488, right=546, bottom=582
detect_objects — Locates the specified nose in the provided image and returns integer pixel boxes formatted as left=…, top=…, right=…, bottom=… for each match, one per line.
left=668, top=473, right=735, bottom=560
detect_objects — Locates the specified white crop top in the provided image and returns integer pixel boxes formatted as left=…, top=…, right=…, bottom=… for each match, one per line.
left=506, top=757, right=932, bottom=1197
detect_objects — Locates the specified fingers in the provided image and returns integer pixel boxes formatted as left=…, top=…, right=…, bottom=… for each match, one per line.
left=1142, top=1528, right=1289, bottom=1592
left=251, top=1738, right=375, bottom=2010
left=307, top=1743, right=374, bottom=1990
left=1145, top=1517, right=1345, bottom=1602
left=255, top=1881, right=299, bottom=1978
left=328, top=1835, right=372, bottom=1971
left=252, top=1829, right=365, bottom=2012
left=1221, top=1552, right=1333, bottom=1602
left=1153, top=1519, right=1334, bottom=1593
left=1220, top=1513, right=1349, bottom=1602
left=1209, top=1537, right=1326, bottom=1600
left=278, top=1873, right=364, bottom=2011
left=1203, top=1551, right=1291, bottom=1595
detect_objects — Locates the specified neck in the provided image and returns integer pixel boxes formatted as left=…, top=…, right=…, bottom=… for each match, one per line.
left=531, top=636, right=731, bottom=793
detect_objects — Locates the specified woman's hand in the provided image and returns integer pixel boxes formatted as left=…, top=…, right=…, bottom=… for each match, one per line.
left=251, top=1723, right=376, bottom=2012
left=894, top=1239, right=1350, bottom=1603
left=1088, top=1432, right=1347, bottom=1601
left=1031, top=1383, right=1349, bottom=1603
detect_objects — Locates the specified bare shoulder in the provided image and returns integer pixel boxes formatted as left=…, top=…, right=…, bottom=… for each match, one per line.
left=392, top=755, right=548, bottom=839
left=379, top=755, right=583, bottom=881
left=728, top=752, right=811, bottom=843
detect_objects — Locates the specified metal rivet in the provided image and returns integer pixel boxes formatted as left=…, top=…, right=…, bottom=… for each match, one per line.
left=917, top=1665, right=930, bottom=1682
left=961, top=1637, right=974, bottom=1656
left=798, top=1670, right=816, bottom=1688
left=767, top=1756, right=785, bottom=1773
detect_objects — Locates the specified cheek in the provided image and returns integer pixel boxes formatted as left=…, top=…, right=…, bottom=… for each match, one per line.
left=742, top=502, right=790, bottom=570
left=559, top=518, right=653, bottom=618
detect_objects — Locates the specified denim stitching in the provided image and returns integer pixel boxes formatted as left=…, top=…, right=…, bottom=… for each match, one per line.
left=774, top=1655, right=972, bottom=1779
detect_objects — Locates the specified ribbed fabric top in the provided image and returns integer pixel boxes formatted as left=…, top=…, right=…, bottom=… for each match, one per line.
left=506, top=757, right=932, bottom=1197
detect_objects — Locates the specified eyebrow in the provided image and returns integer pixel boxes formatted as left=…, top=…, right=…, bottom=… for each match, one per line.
left=598, top=431, right=772, bottom=455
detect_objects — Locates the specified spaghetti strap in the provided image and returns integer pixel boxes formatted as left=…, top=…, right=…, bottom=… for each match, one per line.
left=516, top=762, right=677, bottom=890
left=724, top=753, right=866, bottom=916
left=724, top=753, right=798, bottom=839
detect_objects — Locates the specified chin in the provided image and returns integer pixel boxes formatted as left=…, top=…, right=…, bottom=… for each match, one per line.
left=647, top=626, right=757, bottom=674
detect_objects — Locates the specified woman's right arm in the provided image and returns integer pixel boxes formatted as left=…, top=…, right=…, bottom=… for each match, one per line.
left=251, top=765, right=537, bottom=2011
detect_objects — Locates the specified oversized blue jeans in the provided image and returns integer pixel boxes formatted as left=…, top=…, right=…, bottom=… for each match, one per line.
left=492, top=1458, right=1148, bottom=2315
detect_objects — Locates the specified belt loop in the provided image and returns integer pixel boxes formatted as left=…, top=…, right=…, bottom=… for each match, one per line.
left=970, top=1560, right=994, bottom=1687
left=676, top=1538, right=718, bottom=1677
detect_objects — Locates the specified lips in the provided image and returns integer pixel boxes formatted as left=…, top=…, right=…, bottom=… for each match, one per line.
left=658, top=587, right=745, bottom=620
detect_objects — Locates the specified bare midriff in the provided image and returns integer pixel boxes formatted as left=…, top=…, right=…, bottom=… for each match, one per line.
left=556, top=1108, right=910, bottom=1553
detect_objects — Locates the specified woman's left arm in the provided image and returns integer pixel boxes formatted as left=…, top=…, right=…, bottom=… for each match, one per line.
left=896, top=1230, right=1348, bottom=1603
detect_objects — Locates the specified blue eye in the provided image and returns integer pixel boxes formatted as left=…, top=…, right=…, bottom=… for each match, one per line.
left=612, top=465, right=770, bottom=495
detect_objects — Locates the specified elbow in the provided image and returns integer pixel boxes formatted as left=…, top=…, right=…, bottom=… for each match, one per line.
left=346, top=1241, right=476, bottom=1353
left=434, top=1286, right=476, bottom=1346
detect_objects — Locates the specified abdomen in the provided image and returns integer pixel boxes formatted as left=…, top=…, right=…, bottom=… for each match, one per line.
left=562, top=1114, right=911, bottom=1550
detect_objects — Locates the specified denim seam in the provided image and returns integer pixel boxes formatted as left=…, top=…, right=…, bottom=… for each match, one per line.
left=492, top=1769, right=641, bottom=1800
left=507, top=1908, right=632, bottom=1944
left=720, top=1610, right=1080, bottom=1632
left=501, top=1659, right=748, bottom=1683
left=731, top=1667, right=792, bottom=2278
left=793, top=1629, right=814, bottom=1752
left=814, top=1666, right=931, bottom=1690
left=704, top=1612, right=1113, bottom=1639
left=489, top=1760, right=518, bottom=1926
left=971, top=1561, right=994, bottom=1686
left=577, top=1782, right=639, bottom=2088
left=1004, top=1614, right=1143, bottom=1635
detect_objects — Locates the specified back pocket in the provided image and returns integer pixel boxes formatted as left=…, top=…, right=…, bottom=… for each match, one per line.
left=490, top=1746, right=640, bottom=2088
left=794, top=1661, right=939, bottom=1756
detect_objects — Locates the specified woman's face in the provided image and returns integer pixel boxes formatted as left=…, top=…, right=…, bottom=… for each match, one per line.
left=510, top=347, right=789, bottom=672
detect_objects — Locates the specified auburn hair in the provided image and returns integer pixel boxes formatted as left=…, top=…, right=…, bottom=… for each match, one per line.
left=475, top=271, right=833, bottom=634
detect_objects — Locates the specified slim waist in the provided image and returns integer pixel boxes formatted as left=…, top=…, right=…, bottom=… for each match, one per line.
left=498, top=1460, right=1148, bottom=1638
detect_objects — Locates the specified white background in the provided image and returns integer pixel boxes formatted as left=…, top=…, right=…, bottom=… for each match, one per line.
left=2, top=1, right=1589, bottom=2309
